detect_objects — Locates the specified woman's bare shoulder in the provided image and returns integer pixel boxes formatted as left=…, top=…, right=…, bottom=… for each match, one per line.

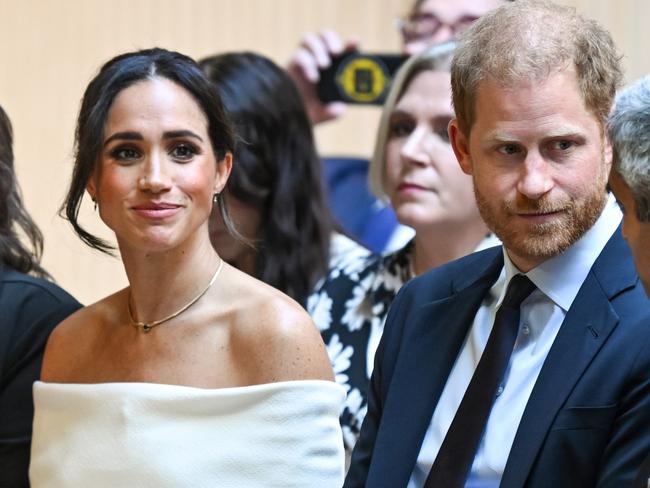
left=41, top=289, right=126, bottom=381
left=222, top=269, right=334, bottom=383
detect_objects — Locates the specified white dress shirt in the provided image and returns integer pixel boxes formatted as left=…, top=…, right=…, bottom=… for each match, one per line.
left=408, top=194, right=622, bottom=487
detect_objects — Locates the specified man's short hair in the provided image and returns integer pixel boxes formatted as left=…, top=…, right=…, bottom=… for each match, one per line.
left=451, top=0, right=623, bottom=135
left=608, top=76, right=650, bottom=223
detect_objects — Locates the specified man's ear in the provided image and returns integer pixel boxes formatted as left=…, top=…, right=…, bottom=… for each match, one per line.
left=214, top=151, right=233, bottom=194
left=603, top=130, right=614, bottom=172
left=449, top=118, right=473, bottom=176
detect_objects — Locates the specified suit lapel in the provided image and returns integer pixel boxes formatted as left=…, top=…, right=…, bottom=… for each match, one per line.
left=373, top=253, right=503, bottom=486
left=501, top=229, right=636, bottom=487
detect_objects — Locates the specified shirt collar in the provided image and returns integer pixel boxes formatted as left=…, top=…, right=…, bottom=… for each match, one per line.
left=499, top=193, right=621, bottom=311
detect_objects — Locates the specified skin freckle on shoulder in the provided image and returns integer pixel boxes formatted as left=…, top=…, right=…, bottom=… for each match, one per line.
left=234, top=294, right=333, bottom=384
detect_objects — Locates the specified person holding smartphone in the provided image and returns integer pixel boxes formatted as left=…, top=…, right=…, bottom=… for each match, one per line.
left=287, top=0, right=505, bottom=253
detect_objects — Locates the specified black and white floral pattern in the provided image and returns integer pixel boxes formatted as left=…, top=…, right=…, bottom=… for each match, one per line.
left=307, top=242, right=413, bottom=450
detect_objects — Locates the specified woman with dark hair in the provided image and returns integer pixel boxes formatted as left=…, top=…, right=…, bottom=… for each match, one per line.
left=200, top=52, right=368, bottom=307
left=0, top=105, right=80, bottom=488
left=29, top=48, right=344, bottom=487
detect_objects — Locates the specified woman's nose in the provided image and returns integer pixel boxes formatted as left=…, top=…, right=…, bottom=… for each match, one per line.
left=138, top=152, right=171, bottom=192
left=400, top=127, right=431, bottom=166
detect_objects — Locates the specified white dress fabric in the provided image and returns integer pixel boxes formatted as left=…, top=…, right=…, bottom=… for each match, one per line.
left=30, top=380, right=345, bottom=488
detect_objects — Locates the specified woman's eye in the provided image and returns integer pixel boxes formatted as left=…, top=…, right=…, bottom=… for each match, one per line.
left=111, top=147, right=141, bottom=161
left=389, top=120, right=414, bottom=138
left=434, top=127, right=450, bottom=143
left=170, top=144, right=197, bottom=161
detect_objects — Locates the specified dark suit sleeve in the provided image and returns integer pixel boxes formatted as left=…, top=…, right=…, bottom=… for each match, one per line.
left=0, top=275, right=81, bottom=488
left=596, top=329, right=650, bottom=488
left=344, top=279, right=414, bottom=487
left=634, top=452, right=650, bottom=488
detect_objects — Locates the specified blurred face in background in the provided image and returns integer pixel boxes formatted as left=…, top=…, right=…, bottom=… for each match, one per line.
left=384, top=69, right=480, bottom=233
left=609, top=170, right=650, bottom=296
left=401, top=0, right=504, bottom=55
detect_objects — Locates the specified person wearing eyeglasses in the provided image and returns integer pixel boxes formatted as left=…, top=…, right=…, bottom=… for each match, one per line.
left=287, top=0, right=505, bottom=253
left=288, top=0, right=504, bottom=127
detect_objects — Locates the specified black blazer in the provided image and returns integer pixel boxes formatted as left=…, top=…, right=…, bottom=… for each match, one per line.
left=0, top=266, right=81, bottom=488
left=345, top=228, right=650, bottom=487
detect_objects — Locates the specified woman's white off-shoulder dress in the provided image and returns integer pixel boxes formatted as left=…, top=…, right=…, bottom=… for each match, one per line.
left=30, top=380, right=345, bottom=487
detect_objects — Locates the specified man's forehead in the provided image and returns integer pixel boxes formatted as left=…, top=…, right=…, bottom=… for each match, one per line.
left=467, top=68, right=606, bottom=139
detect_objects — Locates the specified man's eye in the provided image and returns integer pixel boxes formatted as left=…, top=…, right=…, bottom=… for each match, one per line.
left=552, top=140, right=574, bottom=151
left=498, top=144, right=520, bottom=155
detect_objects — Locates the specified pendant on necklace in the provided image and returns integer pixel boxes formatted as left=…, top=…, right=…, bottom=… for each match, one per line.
left=142, top=324, right=152, bottom=333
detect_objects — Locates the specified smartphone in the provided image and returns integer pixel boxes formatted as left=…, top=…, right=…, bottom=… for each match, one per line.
left=316, top=52, right=408, bottom=105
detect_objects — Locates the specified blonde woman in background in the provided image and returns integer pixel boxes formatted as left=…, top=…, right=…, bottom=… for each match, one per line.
left=308, top=42, right=497, bottom=453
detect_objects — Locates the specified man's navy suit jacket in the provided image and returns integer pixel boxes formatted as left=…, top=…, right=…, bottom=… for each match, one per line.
left=345, top=228, right=650, bottom=487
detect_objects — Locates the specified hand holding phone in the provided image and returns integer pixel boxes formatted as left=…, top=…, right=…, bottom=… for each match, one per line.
left=287, top=30, right=359, bottom=125
left=317, top=52, right=407, bottom=105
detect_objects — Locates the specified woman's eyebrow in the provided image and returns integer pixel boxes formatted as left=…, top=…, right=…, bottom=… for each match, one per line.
left=103, top=131, right=142, bottom=147
left=162, top=130, right=204, bottom=142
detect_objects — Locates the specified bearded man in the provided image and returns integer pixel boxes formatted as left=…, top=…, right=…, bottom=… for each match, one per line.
left=345, top=1, right=650, bottom=487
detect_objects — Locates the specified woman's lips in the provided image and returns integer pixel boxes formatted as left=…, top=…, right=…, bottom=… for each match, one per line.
left=397, top=182, right=428, bottom=193
left=131, top=202, right=182, bottom=219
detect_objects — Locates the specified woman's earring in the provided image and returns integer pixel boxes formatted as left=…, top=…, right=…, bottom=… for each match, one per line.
left=92, top=198, right=97, bottom=211
left=213, top=193, right=219, bottom=205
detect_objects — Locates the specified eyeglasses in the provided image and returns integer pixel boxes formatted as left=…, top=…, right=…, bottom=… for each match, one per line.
left=397, top=13, right=479, bottom=44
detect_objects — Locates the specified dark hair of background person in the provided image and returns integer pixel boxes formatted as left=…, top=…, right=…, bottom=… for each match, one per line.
left=62, top=47, right=237, bottom=255
left=0, top=105, right=50, bottom=278
left=200, top=52, right=334, bottom=306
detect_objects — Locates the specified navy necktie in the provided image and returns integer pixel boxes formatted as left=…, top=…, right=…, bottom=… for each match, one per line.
left=424, top=274, right=537, bottom=488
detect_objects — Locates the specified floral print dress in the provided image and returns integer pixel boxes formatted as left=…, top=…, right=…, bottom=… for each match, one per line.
left=307, top=234, right=500, bottom=452
left=307, top=242, right=413, bottom=451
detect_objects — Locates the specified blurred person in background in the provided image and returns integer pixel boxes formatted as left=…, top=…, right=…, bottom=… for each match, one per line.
left=288, top=0, right=504, bottom=126
left=201, top=52, right=369, bottom=308
left=608, top=75, right=650, bottom=297
left=607, top=75, right=650, bottom=488
left=287, top=0, right=505, bottom=253
left=0, top=104, right=80, bottom=488
left=307, top=42, right=497, bottom=456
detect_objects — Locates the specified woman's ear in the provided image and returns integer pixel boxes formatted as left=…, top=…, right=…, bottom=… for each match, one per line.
left=214, top=152, right=233, bottom=194
left=86, top=173, right=98, bottom=203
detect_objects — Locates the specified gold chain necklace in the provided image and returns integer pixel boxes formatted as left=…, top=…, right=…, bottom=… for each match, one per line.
left=128, top=259, right=224, bottom=333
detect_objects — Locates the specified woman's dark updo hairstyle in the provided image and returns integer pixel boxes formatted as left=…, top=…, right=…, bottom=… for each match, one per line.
left=200, top=52, right=334, bottom=305
left=62, top=47, right=236, bottom=254
left=0, top=105, right=49, bottom=278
